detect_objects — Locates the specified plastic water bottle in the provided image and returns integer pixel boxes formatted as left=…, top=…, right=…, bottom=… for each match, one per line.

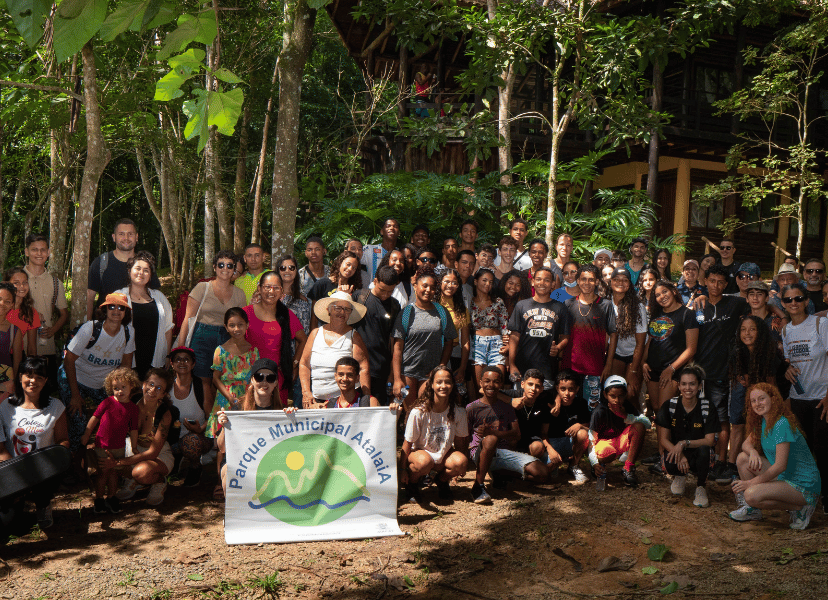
left=400, top=386, right=410, bottom=402
left=595, top=471, right=607, bottom=492
left=456, top=380, right=467, bottom=397
left=387, top=382, right=393, bottom=401
left=695, top=307, right=705, bottom=324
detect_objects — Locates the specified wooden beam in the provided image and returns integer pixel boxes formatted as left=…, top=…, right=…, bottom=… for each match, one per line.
left=361, top=21, right=395, bottom=58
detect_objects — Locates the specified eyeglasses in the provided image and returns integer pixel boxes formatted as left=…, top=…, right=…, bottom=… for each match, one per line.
left=781, top=295, right=806, bottom=304
left=261, top=285, right=282, bottom=292
left=805, top=268, right=824, bottom=274
left=720, top=246, right=734, bottom=250
left=107, top=305, right=127, bottom=312
left=330, top=305, right=353, bottom=313
left=279, top=265, right=297, bottom=272
left=253, top=372, right=278, bottom=383
left=216, top=262, right=235, bottom=269
left=418, top=257, right=438, bottom=264
left=738, top=274, right=757, bottom=280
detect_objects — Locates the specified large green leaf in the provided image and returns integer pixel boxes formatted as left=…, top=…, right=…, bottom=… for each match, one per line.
left=154, top=48, right=205, bottom=100
left=143, top=1, right=176, bottom=29
left=157, top=10, right=217, bottom=60
left=53, top=0, right=107, bottom=62
left=5, top=0, right=51, bottom=48
left=99, top=0, right=151, bottom=42
left=207, top=87, right=243, bottom=136
left=212, top=68, right=242, bottom=84
left=182, top=88, right=208, bottom=151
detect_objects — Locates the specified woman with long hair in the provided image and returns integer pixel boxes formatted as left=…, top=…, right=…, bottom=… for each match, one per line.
left=4, top=267, right=40, bottom=357
left=307, top=250, right=361, bottom=307
left=728, top=315, right=780, bottom=473
left=609, top=268, right=647, bottom=398
left=497, top=270, right=531, bottom=318
left=244, top=271, right=308, bottom=407
left=729, top=383, right=820, bottom=529
left=117, top=251, right=174, bottom=378
left=642, top=280, right=699, bottom=413
left=274, top=254, right=311, bottom=406
left=0, top=282, right=23, bottom=401
left=653, top=249, right=672, bottom=282
left=437, top=269, right=470, bottom=394
left=699, top=254, right=717, bottom=288
left=400, top=364, right=469, bottom=502
left=638, top=267, right=660, bottom=314
left=470, top=268, right=509, bottom=382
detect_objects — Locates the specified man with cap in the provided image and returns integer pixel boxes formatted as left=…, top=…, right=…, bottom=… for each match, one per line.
left=677, top=259, right=707, bottom=304
left=769, top=263, right=815, bottom=316
left=730, top=262, right=761, bottom=299
left=587, top=375, right=651, bottom=487
left=803, top=258, right=827, bottom=312
left=593, top=249, right=612, bottom=271
left=625, top=238, right=649, bottom=287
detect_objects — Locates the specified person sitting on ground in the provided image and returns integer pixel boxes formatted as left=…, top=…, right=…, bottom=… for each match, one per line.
left=465, top=367, right=548, bottom=503
left=169, top=346, right=212, bottom=488
left=729, top=383, right=821, bottom=530
left=655, top=364, right=718, bottom=508
left=112, top=368, right=179, bottom=507
left=80, top=367, right=141, bottom=515
left=400, top=364, right=469, bottom=503
left=215, top=359, right=296, bottom=500
left=544, top=370, right=591, bottom=483
left=587, top=375, right=650, bottom=487
left=509, top=369, right=556, bottom=466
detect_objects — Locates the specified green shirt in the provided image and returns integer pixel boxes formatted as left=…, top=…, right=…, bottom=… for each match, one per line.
left=234, top=271, right=264, bottom=304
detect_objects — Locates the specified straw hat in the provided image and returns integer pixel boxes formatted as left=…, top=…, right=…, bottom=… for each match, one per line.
left=313, top=291, right=367, bottom=325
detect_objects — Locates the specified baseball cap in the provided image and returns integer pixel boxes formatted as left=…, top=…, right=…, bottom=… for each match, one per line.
left=603, top=375, right=628, bottom=390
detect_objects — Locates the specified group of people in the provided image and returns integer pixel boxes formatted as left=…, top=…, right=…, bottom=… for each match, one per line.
left=0, top=216, right=825, bottom=532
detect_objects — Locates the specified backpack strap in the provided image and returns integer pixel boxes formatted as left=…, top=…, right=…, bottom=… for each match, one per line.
left=668, top=396, right=678, bottom=419
left=192, top=378, right=205, bottom=411
left=400, top=304, right=415, bottom=339
left=354, top=289, right=371, bottom=306
left=51, top=274, right=58, bottom=312
left=700, top=397, right=710, bottom=423
left=99, top=252, right=109, bottom=282
left=432, top=302, right=450, bottom=340
left=85, top=321, right=104, bottom=349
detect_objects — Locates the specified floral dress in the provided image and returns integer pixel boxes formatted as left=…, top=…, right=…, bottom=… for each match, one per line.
left=206, top=345, right=260, bottom=438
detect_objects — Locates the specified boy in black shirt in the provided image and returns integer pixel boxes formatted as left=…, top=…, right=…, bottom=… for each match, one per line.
left=544, top=370, right=591, bottom=483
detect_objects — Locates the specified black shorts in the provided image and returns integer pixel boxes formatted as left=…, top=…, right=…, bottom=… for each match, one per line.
left=615, top=354, right=634, bottom=365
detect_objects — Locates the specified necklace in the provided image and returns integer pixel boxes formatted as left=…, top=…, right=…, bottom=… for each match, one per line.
left=577, top=297, right=593, bottom=317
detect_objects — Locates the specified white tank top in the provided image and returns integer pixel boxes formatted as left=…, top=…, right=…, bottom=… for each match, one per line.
left=310, top=327, right=354, bottom=400
left=172, top=382, right=205, bottom=426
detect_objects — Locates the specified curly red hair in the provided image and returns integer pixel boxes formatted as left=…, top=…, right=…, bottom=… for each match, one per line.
left=745, top=382, right=802, bottom=445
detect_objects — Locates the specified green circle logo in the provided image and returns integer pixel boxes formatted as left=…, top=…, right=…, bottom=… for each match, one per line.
left=249, top=434, right=369, bottom=526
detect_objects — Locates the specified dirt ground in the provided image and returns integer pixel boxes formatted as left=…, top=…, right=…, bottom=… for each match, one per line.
left=2, top=431, right=827, bottom=600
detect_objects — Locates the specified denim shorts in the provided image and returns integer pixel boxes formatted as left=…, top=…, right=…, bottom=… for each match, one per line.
left=191, top=322, right=230, bottom=378
left=473, top=334, right=505, bottom=366
left=472, top=445, right=539, bottom=478
left=546, top=436, right=574, bottom=462
left=729, top=382, right=746, bottom=425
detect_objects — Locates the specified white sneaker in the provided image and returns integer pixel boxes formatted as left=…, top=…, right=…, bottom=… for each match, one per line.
left=670, top=476, right=687, bottom=496
left=116, top=478, right=142, bottom=500
left=568, top=464, right=589, bottom=484
left=693, top=486, right=709, bottom=508
left=790, top=504, right=816, bottom=530
left=729, top=504, right=763, bottom=522
left=146, top=482, right=167, bottom=506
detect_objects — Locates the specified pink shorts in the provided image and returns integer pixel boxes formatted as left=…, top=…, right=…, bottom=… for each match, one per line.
left=594, top=425, right=635, bottom=460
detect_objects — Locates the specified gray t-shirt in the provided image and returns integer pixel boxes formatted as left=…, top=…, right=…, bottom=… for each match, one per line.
left=392, top=305, right=458, bottom=380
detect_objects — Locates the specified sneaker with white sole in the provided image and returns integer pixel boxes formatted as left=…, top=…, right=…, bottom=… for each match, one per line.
left=471, top=483, right=492, bottom=504
left=693, top=486, right=709, bottom=508
left=729, top=504, right=763, bottom=521
left=568, top=464, right=589, bottom=484
left=670, top=476, right=687, bottom=496
left=789, top=504, right=816, bottom=530
left=116, top=478, right=143, bottom=500
left=146, top=482, right=167, bottom=506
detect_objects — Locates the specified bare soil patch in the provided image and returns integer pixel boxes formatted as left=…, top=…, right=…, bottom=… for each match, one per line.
left=2, top=432, right=827, bottom=600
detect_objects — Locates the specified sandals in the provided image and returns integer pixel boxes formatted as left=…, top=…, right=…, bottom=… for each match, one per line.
left=212, top=484, right=225, bottom=502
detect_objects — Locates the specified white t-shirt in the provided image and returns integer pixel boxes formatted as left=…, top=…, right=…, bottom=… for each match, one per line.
left=67, top=321, right=136, bottom=389
left=1, top=399, right=65, bottom=456
left=494, top=249, right=532, bottom=272
left=613, top=301, right=649, bottom=358
left=173, top=383, right=206, bottom=427
left=782, top=315, right=828, bottom=400
left=404, top=405, right=469, bottom=463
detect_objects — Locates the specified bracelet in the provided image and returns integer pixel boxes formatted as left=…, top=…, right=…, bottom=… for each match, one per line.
left=669, top=365, right=676, bottom=372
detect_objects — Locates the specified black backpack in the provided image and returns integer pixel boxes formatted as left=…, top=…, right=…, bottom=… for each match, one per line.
left=62, top=320, right=131, bottom=359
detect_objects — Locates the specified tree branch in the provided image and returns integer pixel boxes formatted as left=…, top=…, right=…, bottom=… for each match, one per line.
left=0, top=79, right=83, bottom=101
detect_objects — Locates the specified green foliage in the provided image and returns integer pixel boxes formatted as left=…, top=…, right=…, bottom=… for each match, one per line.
left=660, top=581, right=679, bottom=595
left=3, top=0, right=50, bottom=48
left=53, top=0, right=108, bottom=62
left=648, top=544, right=670, bottom=562
left=399, top=103, right=501, bottom=162
left=642, top=566, right=659, bottom=575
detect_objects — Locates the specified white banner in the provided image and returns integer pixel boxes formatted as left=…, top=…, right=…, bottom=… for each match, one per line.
left=223, top=408, right=403, bottom=545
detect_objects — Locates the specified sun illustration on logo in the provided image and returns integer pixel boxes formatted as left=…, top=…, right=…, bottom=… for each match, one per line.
left=249, top=434, right=369, bottom=526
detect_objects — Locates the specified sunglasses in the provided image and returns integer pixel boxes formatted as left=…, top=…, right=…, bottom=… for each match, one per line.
left=805, top=268, right=824, bottom=274
left=253, top=372, right=278, bottom=383
left=107, top=305, right=127, bottom=312
left=720, top=246, right=734, bottom=250
left=216, top=262, right=235, bottom=269
left=279, top=265, right=297, bottom=272
left=418, top=257, right=438, bottom=264
left=781, top=295, right=806, bottom=304
left=738, top=274, right=757, bottom=280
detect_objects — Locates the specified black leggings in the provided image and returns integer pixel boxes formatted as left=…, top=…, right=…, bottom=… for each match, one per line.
left=790, top=398, right=828, bottom=497
left=663, top=445, right=711, bottom=486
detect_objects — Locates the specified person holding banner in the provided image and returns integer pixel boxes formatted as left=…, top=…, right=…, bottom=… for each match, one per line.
left=215, top=358, right=296, bottom=499
left=400, top=364, right=469, bottom=503
left=325, top=357, right=380, bottom=408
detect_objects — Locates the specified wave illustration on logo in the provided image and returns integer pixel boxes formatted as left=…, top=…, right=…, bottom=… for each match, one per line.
left=250, top=434, right=369, bottom=526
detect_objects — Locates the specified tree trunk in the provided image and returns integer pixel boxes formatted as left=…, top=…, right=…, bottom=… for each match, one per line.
left=269, top=0, right=318, bottom=258
left=487, top=0, right=514, bottom=202
left=233, top=104, right=250, bottom=254
left=251, top=58, right=279, bottom=246
left=646, top=56, right=662, bottom=204
left=204, top=188, right=216, bottom=276
left=70, top=42, right=109, bottom=327
left=136, top=144, right=177, bottom=280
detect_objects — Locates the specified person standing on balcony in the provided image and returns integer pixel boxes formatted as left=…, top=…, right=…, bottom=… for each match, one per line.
left=362, top=218, right=400, bottom=283
left=495, top=219, right=532, bottom=272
